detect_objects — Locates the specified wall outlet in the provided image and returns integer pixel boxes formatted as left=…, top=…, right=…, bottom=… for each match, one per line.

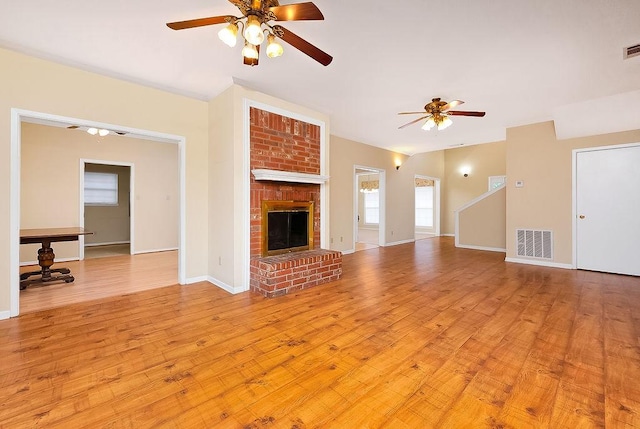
left=515, top=180, right=524, bottom=188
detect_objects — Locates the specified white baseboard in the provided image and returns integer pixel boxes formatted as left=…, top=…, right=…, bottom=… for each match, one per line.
left=85, top=241, right=130, bottom=247
left=383, top=238, right=415, bottom=247
left=20, top=257, right=78, bottom=267
left=185, top=275, right=208, bottom=284
left=0, top=310, right=10, bottom=320
left=505, top=257, right=574, bottom=270
left=133, top=247, right=178, bottom=255
left=441, top=233, right=455, bottom=237
left=456, top=244, right=506, bottom=253
left=207, top=276, right=245, bottom=294
left=341, top=249, right=355, bottom=255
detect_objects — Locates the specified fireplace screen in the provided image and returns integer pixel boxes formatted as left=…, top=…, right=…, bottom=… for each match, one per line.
left=262, top=201, right=314, bottom=256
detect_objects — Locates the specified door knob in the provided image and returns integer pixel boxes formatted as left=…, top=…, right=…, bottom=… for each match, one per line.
left=579, top=215, right=585, bottom=219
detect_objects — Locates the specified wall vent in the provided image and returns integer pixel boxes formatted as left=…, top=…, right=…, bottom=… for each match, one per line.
left=624, top=44, right=640, bottom=60
left=516, top=229, right=553, bottom=260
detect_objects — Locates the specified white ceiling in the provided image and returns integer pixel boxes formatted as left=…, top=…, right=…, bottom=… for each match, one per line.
left=1, top=0, right=639, bottom=154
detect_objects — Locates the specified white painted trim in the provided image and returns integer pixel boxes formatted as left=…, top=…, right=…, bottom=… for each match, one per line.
left=85, top=241, right=130, bottom=247
left=341, top=249, right=355, bottom=255
left=207, top=276, right=241, bottom=294
left=505, top=257, right=573, bottom=270
left=133, top=247, right=179, bottom=255
left=9, top=110, right=21, bottom=317
left=441, top=233, right=455, bottom=237
left=384, top=238, right=415, bottom=247
left=571, top=141, right=640, bottom=271
left=80, top=159, right=135, bottom=258
left=457, top=244, right=506, bottom=253
left=243, top=99, right=329, bottom=293
left=185, top=275, right=208, bottom=284
left=0, top=311, right=10, bottom=321
left=252, top=169, right=329, bottom=184
left=354, top=166, right=386, bottom=249
left=10, top=108, right=187, bottom=318
left=20, top=257, right=78, bottom=267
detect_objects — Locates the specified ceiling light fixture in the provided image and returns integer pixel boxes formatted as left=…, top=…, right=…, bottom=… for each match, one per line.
left=421, top=114, right=453, bottom=131
left=243, top=15, right=265, bottom=46
left=216, top=15, right=286, bottom=63
left=266, top=33, right=284, bottom=58
left=86, top=127, right=109, bottom=136
left=242, top=41, right=259, bottom=60
left=218, top=22, right=239, bottom=47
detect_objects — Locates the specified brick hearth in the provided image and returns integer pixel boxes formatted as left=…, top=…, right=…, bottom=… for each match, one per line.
left=250, top=249, right=342, bottom=298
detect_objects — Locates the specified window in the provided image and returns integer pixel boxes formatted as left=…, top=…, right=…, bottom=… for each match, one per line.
left=415, top=186, right=434, bottom=228
left=84, top=172, right=118, bottom=205
left=364, top=190, right=379, bottom=224
left=489, top=176, right=506, bottom=191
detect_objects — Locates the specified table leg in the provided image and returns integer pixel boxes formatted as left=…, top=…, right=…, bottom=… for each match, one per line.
left=20, top=240, right=75, bottom=290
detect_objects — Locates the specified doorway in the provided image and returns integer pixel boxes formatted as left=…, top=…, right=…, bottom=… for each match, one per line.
left=415, top=175, right=441, bottom=240
left=354, top=166, right=386, bottom=252
left=81, top=161, right=133, bottom=259
left=10, top=109, right=186, bottom=317
left=574, top=143, right=640, bottom=276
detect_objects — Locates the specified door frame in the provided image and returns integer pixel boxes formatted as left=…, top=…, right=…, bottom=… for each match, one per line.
left=10, top=108, right=186, bottom=318
left=571, top=141, right=640, bottom=269
left=80, top=160, right=135, bottom=259
left=414, top=174, right=441, bottom=237
left=353, top=165, right=386, bottom=251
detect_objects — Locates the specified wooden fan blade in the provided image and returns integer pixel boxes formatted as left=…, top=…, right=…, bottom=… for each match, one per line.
left=274, top=25, right=332, bottom=66
left=166, top=15, right=234, bottom=30
left=398, top=115, right=430, bottom=129
left=441, top=100, right=464, bottom=111
left=398, top=111, right=428, bottom=115
left=447, top=111, right=486, bottom=117
left=244, top=44, right=260, bottom=66
left=269, top=2, right=324, bottom=21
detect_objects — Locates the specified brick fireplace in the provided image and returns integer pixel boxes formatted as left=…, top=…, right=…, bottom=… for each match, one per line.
left=248, top=107, right=342, bottom=297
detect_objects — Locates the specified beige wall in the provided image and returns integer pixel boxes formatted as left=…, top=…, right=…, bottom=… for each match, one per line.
left=20, top=123, right=178, bottom=263
left=457, top=186, right=506, bottom=250
left=84, top=163, right=131, bottom=247
left=505, top=121, right=640, bottom=264
left=329, top=135, right=444, bottom=252
left=1, top=47, right=208, bottom=315
left=442, top=141, right=507, bottom=235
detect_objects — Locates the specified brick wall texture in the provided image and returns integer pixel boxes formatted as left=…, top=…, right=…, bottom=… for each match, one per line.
left=249, top=108, right=341, bottom=297
left=249, top=107, right=321, bottom=257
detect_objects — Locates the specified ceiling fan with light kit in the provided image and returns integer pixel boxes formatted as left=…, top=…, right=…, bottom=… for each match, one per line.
left=166, top=0, right=332, bottom=66
left=398, top=98, right=486, bottom=131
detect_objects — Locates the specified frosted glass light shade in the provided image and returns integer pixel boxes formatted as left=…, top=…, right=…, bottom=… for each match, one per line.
left=244, top=16, right=264, bottom=45
left=242, top=42, right=259, bottom=59
left=218, top=23, right=238, bottom=47
left=266, top=34, right=283, bottom=58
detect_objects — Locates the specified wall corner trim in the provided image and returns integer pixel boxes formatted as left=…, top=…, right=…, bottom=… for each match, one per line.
left=207, top=276, right=245, bottom=294
left=0, top=310, right=11, bottom=320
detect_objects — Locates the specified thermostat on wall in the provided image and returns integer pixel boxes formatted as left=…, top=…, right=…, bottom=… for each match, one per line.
left=515, top=180, right=524, bottom=188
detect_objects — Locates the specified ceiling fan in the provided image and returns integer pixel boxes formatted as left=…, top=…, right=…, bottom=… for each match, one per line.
left=166, top=0, right=332, bottom=67
left=398, top=98, right=486, bottom=131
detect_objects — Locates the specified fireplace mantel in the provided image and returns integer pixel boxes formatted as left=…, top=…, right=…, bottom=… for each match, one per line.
left=251, top=169, right=329, bottom=185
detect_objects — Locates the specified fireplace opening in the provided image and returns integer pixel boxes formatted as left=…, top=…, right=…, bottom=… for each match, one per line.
left=262, top=200, right=314, bottom=256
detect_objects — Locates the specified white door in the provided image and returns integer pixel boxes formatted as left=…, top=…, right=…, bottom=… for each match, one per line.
left=576, top=144, right=640, bottom=276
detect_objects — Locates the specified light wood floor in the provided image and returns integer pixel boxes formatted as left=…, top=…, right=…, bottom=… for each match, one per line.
left=19, top=251, right=178, bottom=314
left=3, top=238, right=640, bottom=428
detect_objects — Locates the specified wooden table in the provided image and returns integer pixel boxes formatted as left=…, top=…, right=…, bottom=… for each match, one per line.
left=20, top=227, right=93, bottom=290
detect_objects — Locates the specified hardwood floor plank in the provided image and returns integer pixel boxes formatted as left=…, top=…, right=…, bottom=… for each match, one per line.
left=2, top=238, right=640, bottom=428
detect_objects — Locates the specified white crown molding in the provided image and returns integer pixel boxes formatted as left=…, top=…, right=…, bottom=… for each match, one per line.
left=251, top=169, right=329, bottom=184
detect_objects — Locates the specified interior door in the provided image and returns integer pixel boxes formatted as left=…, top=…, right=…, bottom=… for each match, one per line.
left=576, top=144, right=640, bottom=276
